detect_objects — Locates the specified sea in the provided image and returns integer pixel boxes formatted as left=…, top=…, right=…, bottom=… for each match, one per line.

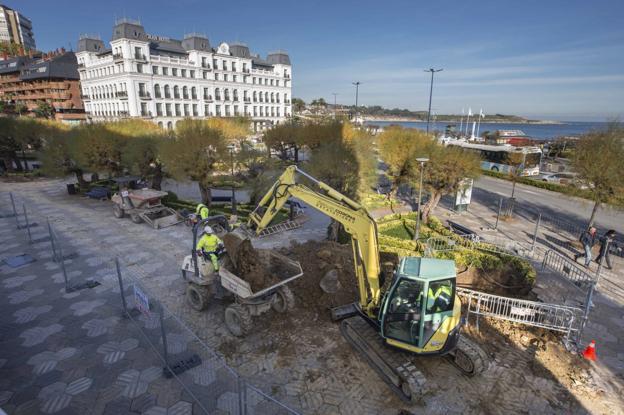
left=363, top=121, right=608, bottom=141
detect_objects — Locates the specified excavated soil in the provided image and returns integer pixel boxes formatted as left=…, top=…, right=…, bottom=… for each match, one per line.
left=457, top=264, right=535, bottom=298
left=222, top=234, right=280, bottom=292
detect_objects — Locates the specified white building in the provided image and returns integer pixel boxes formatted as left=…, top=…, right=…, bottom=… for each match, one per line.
left=76, top=19, right=292, bottom=131
left=0, top=4, right=36, bottom=51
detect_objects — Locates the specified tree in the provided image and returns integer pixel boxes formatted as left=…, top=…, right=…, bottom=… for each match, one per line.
left=379, top=127, right=481, bottom=228
left=572, top=122, right=624, bottom=228
left=39, top=126, right=88, bottom=187
left=33, top=101, right=54, bottom=118
left=0, top=118, right=48, bottom=172
left=159, top=119, right=227, bottom=204
left=72, top=124, right=123, bottom=178
left=506, top=151, right=525, bottom=216
left=14, top=102, right=27, bottom=116
left=311, top=98, right=327, bottom=107
left=291, top=98, right=305, bottom=113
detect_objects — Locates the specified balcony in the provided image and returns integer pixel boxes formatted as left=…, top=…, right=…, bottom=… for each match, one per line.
left=118, top=111, right=130, bottom=117
left=233, top=97, right=239, bottom=102
left=140, top=111, right=153, bottom=118
left=201, top=62, right=211, bottom=69
left=242, top=68, right=250, bottom=74
left=203, top=95, right=213, bottom=102
left=116, top=91, right=128, bottom=99
left=215, top=96, right=221, bottom=101
left=191, top=95, right=198, bottom=100
left=139, top=91, right=152, bottom=100
left=183, top=94, right=189, bottom=100
left=134, top=53, right=147, bottom=62
left=284, top=74, right=291, bottom=79
left=80, top=94, right=90, bottom=100
left=113, top=53, right=123, bottom=62
left=77, top=63, right=85, bottom=70
left=244, top=98, right=251, bottom=103
left=285, top=99, right=291, bottom=104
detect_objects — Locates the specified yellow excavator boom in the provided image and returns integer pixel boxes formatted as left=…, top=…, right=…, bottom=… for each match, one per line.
left=248, top=165, right=382, bottom=315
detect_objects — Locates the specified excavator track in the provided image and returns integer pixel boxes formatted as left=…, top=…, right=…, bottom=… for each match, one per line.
left=446, top=335, right=489, bottom=376
left=340, top=316, right=429, bottom=402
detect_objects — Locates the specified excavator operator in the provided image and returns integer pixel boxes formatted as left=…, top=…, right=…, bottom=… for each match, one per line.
left=196, top=225, right=224, bottom=272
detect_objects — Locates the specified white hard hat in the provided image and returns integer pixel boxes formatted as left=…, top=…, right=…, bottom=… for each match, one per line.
left=203, top=225, right=214, bottom=234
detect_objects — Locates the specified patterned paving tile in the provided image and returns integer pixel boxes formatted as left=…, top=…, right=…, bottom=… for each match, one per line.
left=8, top=288, right=45, bottom=304
left=27, top=348, right=77, bottom=375
left=3, top=274, right=37, bottom=289
left=97, top=339, right=140, bottom=364
left=115, top=367, right=161, bottom=398
left=19, top=324, right=64, bottom=347
left=38, top=377, right=92, bottom=414
left=81, top=317, right=119, bottom=337
left=14, top=305, right=53, bottom=324
left=69, top=299, right=106, bottom=317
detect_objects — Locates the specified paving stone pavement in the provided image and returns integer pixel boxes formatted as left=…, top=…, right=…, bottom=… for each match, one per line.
left=2, top=180, right=624, bottom=414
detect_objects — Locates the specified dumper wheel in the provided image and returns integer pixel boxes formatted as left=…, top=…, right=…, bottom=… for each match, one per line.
left=130, top=213, right=143, bottom=224
left=113, top=204, right=125, bottom=219
left=272, top=286, right=295, bottom=313
left=224, top=304, right=252, bottom=337
left=186, top=283, right=211, bottom=311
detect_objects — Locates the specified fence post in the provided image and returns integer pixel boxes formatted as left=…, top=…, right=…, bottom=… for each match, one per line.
left=115, top=258, right=128, bottom=315
left=579, top=239, right=609, bottom=340
left=23, top=204, right=32, bottom=243
left=531, top=213, right=542, bottom=252
left=47, top=218, right=58, bottom=262
left=494, top=198, right=502, bottom=230
left=7, top=192, right=17, bottom=218
left=238, top=376, right=247, bottom=415
left=159, top=303, right=170, bottom=368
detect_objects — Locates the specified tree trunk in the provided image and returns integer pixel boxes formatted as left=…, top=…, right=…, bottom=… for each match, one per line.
left=294, top=145, right=299, bottom=163
left=420, top=190, right=441, bottom=225
left=587, top=199, right=601, bottom=229
left=511, top=179, right=517, bottom=198
left=198, top=181, right=212, bottom=205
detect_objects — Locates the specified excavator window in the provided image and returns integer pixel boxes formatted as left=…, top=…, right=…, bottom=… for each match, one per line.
left=383, top=279, right=425, bottom=345
left=426, top=279, right=455, bottom=314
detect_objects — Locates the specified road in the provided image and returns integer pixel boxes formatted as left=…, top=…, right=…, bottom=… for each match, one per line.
left=472, top=175, right=624, bottom=235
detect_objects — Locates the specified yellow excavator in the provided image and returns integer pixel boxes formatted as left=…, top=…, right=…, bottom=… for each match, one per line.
left=244, top=165, right=488, bottom=401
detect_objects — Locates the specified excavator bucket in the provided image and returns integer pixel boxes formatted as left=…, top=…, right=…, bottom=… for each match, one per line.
left=222, top=227, right=252, bottom=269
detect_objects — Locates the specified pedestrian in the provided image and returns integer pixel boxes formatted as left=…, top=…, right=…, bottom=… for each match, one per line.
left=595, top=230, right=617, bottom=270
left=574, top=227, right=597, bottom=267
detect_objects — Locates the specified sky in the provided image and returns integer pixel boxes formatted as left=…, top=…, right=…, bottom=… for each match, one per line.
left=9, top=0, right=624, bottom=121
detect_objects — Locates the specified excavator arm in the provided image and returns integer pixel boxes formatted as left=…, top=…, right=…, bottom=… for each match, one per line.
left=248, top=165, right=382, bottom=316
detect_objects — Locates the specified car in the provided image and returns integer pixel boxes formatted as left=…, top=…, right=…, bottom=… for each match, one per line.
left=536, top=172, right=590, bottom=189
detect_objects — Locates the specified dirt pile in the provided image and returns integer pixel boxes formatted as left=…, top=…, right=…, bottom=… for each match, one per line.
left=280, top=240, right=358, bottom=318
left=223, top=234, right=279, bottom=292
left=457, top=264, right=534, bottom=298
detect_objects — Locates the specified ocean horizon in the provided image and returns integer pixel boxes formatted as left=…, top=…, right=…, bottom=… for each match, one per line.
left=363, top=120, right=609, bottom=140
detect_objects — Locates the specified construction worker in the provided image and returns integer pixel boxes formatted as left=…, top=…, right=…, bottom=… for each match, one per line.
left=196, top=225, right=223, bottom=272
left=428, top=282, right=453, bottom=312
left=195, top=203, right=209, bottom=220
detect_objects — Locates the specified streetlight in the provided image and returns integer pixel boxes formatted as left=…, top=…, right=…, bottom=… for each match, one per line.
left=227, top=144, right=237, bottom=215
left=332, top=92, right=338, bottom=118
left=352, top=81, right=361, bottom=120
left=414, top=157, right=429, bottom=241
left=424, top=68, right=443, bottom=134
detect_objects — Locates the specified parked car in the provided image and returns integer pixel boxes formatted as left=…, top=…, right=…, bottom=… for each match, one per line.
left=536, top=172, right=590, bottom=189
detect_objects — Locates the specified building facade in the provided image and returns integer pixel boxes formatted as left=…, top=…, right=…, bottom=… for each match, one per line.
left=0, top=51, right=85, bottom=123
left=76, top=19, right=292, bottom=131
left=0, top=4, right=36, bottom=50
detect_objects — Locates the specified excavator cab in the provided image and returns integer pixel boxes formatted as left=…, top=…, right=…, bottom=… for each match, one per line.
left=379, top=257, right=461, bottom=354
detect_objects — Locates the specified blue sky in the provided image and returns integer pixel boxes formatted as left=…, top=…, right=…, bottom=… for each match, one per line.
left=11, top=0, right=624, bottom=120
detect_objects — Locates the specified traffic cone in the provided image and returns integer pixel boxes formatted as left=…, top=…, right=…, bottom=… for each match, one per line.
left=582, top=340, right=597, bottom=361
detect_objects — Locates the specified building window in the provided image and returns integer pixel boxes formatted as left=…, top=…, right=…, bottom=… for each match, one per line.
left=137, top=63, right=143, bottom=73
left=234, top=105, right=239, bottom=116
left=181, top=69, right=187, bottom=78
left=253, top=106, right=257, bottom=116
left=167, top=121, right=173, bottom=130
left=164, top=85, right=171, bottom=98
left=172, top=68, right=178, bottom=77
left=165, top=103, right=172, bottom=116
left=216, top=105, right=221, bottom=116
left=175, top=104, right=181, bottom=116
left=222, top=61, right=227, bottom=71
left=192, top=104, right=198, bottom=116
left=203, top=71, right=209, bottom=79
left=154, top=84, right=161, bottom=98
left=213, top=59, right=218, bottom=69
left=232, top=62, right=237, bottom=72
left=224, top=74, right=228, bottom=82
left=158, top=121, right=163, bottom=128
left=233, top=75, right=237, bottom=83
left=182, top=86, right=188, bottom=99
left=190, top=70, right=195, bottom=78
left=184, top=104, right=190, bottom=116
left=191, top=87, right=197, bottom=100
left=162, top=67, right=169, bottom=76
left=225, top=105, right=230, bottom=116
left=214, top=73, right=219, bottom=81
left=276, top=80, right=279, bottom=87
left=156, top=103, right=163, bottom=116
left=233, top=90, right=239, bottom=102
left=173, top=86, right=180, bottom=99
left=204, top=105, right=210, bottom=115
left=253, top=91, right=257, bottom=102
left=152, top=66, right=159, bottom=75
left=140, top=102, right=148, bottom=116
left=252, top=77, right=256, bottom=84
left=215, top=88, right=221, bottom=100
left=224, top=89, right=230, bottom=101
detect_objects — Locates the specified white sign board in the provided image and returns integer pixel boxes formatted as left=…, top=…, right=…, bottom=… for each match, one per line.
left=133, top=284, right=150, bottom=315
left=455, top=178, right=474, bottom=206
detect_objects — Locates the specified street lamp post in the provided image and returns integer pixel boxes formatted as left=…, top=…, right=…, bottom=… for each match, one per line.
left=352, top=82, right=361, bottom=120
left=414, top=157, right=429, bottom=241
left=227, top=144, right=237, bottom=215
left=424, top=68, right=443, bottom=134
left=332, top=92, right=338, bottom=118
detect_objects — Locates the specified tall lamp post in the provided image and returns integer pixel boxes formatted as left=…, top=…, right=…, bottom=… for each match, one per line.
left=227, top=144, right=237, bottom=215
left=414, top=157, right=429, bottom=240
left=332, top=92, right=338, bottom=118
left=352, top=81, right=361, bottom=120
left=424, top=68, right=443, bottom=134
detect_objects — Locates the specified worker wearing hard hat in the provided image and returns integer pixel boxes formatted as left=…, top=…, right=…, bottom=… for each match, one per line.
left=195, top=203, right=210, bottom=220
left=196, top=225, right=223, bottom=272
